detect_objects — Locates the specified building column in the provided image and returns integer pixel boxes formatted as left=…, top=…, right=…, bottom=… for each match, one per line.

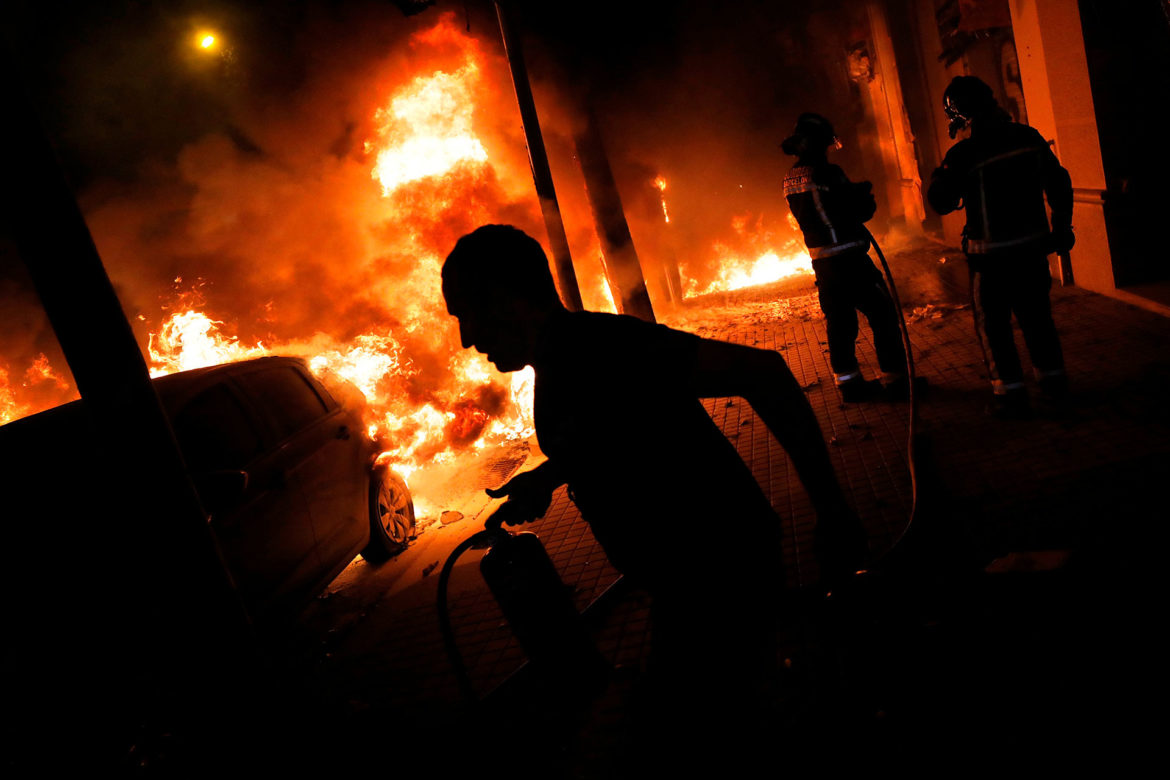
left=1009, top=0, right=1114, bottom=294
left=495, top=0, right=584, bottom=311
left=866, top=1, right=926, bottom=240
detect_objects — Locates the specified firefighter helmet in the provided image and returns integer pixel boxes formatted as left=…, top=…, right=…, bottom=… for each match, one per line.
left=781, top=113, right=839, bottom=156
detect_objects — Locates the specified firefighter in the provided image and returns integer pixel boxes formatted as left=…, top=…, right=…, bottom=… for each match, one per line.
left=927, top=75, right=1073, bottom=418
left=782, top=113, right=910, bottom=402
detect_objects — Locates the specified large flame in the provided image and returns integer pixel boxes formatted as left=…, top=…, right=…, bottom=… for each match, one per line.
left=148, top=311, right=269, bottom=376
left=689, top=249, right=813, bottom=296
left=135, top=14, right=536, bottom=517
left=368, top=63, right=489, bottom=195
left=0, top=14, right=539, bottom=521
left=679, top=208, right=812, bottom=297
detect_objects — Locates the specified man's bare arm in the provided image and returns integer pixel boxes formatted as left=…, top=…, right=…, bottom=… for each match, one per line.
left=690, top=338, right=853, bottom=519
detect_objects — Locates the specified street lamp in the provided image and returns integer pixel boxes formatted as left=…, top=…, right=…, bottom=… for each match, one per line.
left=195, top=31, right=220, bottom=53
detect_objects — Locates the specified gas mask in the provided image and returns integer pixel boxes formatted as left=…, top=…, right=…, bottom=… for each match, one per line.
left=944, top=95, right=971, bottom=139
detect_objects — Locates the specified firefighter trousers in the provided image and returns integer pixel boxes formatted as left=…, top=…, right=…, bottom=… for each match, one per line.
left=812, top=250, right=907, bottom=379
left=968, top=250, right=1065, bottom=393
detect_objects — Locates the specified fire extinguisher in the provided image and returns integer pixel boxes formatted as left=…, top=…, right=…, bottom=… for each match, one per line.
left=437, top=510, right=610, bottom=705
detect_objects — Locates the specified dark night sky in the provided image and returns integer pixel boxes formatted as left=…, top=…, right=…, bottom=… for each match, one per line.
left=4, top=1, right=399, bottom=186
left=2, top=0, right=842, bottom=187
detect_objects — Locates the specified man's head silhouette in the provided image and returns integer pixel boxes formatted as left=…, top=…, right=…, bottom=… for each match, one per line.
left=442, top=225, right=564, bottom=372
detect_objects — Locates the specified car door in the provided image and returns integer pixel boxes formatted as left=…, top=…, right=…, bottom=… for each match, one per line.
left=297, top=372, right=371, bottom=570
left=166, top=379, right=319, bottom=621
left=235, top=363, right=368, bottom=590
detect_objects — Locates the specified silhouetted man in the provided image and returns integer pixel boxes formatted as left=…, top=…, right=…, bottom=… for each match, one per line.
left=442, top=224, right=866, bottom=769
left=928, top=76, right=1073, bottom=418
left=782, top=113, right=910, bottom=402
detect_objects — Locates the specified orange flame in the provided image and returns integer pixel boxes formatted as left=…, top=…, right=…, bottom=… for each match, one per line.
left=368, top=54, right=488, bottom=194
left=6, top=15, right=538, bottom=524
left=686, top=249, right=813, bottom=296
left=2, top=354, right=76, bottom=425
left=145, top=306, right=534, bottom=490
left=308, top=333, right=409, bottom=401
left=681, top=210, right=812, bottom=297
left=653, top=175, right=670, bottom=224
left=24, top=354, right=68, bottom=390
left=1, top=367, right=29, bottom=426
left=148, top=311, right=269, bottom=377
left=135, top=14, right=537, bottom=507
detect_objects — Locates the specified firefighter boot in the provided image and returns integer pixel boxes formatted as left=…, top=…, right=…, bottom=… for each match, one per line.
left=1037, top=371, right=1069, bottom=405
left=986, top=387, right=1031, bottom=419
left=837, top=374, right=884, bottom=403
left=882, top=374, right=929, bottom=402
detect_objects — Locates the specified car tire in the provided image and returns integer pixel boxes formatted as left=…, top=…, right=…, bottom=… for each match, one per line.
left=362, top=467, right=416, bottom=562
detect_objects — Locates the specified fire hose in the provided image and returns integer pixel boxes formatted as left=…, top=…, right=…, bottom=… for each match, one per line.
left=861, top=225, right=925, bottom=573
left=436, top=516, right=508, bottom=704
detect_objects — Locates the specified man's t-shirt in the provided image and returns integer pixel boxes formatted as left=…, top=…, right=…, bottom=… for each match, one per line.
left=531, top=309, right=781, bottom=590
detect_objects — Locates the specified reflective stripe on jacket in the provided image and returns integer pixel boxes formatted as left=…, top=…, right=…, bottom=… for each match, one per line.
left=784, top=161, right=874, bottom=259
left=927, top=120, right=1073, bottom=256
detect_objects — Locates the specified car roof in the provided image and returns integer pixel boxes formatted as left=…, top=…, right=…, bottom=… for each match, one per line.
left=152, top=355, right=308, bottom=392
left=152, top=355, right=319, bottom=412
left=1, top=355, right=311, bottom=435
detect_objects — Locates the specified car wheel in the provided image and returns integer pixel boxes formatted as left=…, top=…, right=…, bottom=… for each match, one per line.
left=362, top=468, right=416, bottom=562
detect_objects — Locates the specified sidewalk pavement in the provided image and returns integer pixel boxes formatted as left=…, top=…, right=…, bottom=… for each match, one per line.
left=264, top=241, right=1167, bottom=775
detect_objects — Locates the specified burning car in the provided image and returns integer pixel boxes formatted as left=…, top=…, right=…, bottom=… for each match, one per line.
left=0, top=355, right=415, bottom=625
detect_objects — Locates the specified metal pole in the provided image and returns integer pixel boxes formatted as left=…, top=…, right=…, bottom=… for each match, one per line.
left=573, top=109, right=656, bottom=322
left=494, top=0, right=583, bottom=311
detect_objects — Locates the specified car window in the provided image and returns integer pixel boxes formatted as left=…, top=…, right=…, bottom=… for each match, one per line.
left=307, top=375, right=338, bottom=409
left=240, top=367, right=329, bottom=440
left=171, top=384, right=264, bottom=472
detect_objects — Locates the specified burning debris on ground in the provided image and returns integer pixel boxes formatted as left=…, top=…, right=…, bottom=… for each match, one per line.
left=906, top=302, right=969, bottom=324
left=662, top=283, right=824, bottom=341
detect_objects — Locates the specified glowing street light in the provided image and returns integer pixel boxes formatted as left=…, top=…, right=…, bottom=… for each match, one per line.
left=195, top=31, right=220, bottom=52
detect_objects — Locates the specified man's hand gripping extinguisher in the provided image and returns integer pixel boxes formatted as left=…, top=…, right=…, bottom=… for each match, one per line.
left=437, top=509, right=610, bottom=705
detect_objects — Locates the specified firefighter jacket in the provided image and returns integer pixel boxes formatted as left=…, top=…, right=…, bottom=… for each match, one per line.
left=927, top=119, right=1073, bottom=255
left=784, top=160, right=876, bottom=260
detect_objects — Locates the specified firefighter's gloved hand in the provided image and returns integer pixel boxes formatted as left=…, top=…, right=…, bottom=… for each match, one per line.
left=852, top=180, right=877, bottom=222
left=485, top=470, right=554, bottom=526
left=1052, top=225, right=1075, bottom=253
